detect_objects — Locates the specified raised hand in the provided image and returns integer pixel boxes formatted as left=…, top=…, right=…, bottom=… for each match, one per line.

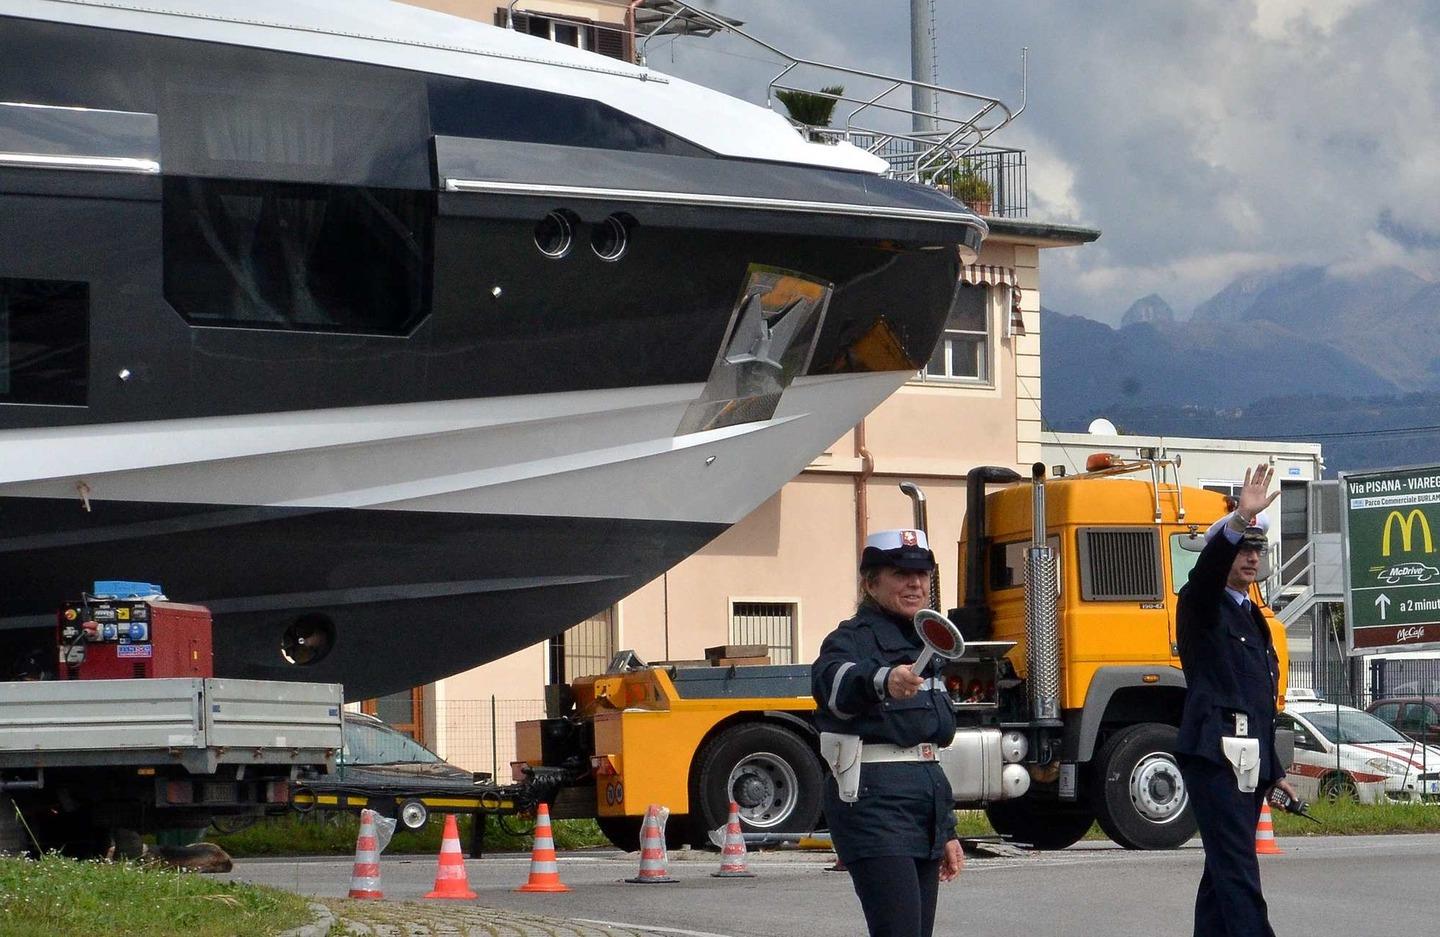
left=1236, top=462, right=1280, bottom=522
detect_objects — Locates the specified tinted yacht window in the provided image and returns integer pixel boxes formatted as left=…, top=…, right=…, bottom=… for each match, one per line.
left=163, top=178, right=431, bottom=335
left=428, top=76, right=709, bottom=157
left=0, top=278, right=88, bottom=406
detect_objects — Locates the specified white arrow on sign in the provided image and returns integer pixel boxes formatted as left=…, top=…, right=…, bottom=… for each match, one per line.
left=1375, top=593, right=1392, bottom=620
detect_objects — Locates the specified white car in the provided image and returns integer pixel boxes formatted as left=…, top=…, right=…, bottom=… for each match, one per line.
left=1278, top=699, right=1440, bottom=804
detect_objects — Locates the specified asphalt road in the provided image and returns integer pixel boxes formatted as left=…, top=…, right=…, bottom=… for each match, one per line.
left=227, top=835, right=1439, bottom=936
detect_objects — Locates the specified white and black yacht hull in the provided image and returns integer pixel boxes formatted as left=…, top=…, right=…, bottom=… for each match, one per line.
left=0, top=1, right=985, bottom=697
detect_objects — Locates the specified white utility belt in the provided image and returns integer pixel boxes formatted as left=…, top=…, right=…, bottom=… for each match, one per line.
left=820, top=735, right=943, bottom=803
left=860, top=742, right=939, bottom=764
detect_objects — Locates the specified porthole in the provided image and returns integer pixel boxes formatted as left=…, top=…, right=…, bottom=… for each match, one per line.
left=591, top=214, right=632, bottom=262
left=533, top=210, right=575, bottom=259
left=280, top=613, right=336, bottom=666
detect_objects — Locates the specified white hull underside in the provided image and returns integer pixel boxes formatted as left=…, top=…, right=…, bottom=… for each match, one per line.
left=0, top=371, right=908, bottom=527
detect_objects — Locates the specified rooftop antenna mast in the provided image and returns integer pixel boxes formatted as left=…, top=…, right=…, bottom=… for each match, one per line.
left=910, top=0, right=939, bottom=133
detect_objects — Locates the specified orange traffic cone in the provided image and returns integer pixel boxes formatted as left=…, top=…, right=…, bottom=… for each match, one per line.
left=712, top=801, right=755, bottom=878
left=425, top=814, right=477, bottom=899
left=626, top=804, right=678, bottom=884
left=347, top=808, right=384, bottom=899
left=516, top=803, right=570, bottom=893
left=1254, top=802, right=1284, bottom=855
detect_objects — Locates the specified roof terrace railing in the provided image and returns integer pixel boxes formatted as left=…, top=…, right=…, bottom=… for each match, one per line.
left=634, top=0, right=1026, bottom=186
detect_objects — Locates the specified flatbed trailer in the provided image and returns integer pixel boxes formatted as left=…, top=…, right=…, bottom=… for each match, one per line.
left=288, top=783, right=560, bottom=856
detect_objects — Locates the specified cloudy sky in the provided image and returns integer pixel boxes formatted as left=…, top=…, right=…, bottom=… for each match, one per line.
left=646, top=1, right=1440, bottom=324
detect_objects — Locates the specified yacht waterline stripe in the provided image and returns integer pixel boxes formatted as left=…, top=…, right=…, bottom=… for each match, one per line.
left=445, top=178, right=988, bottom=228
left=0, top=152, right=160, bottom=173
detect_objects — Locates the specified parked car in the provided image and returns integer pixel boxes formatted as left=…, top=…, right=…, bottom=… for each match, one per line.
left=295, top=712, right=486, bottom=829
left=1366, top=697, right=1440, bottom=747
left=1278, top=699, right=1440, bottom=804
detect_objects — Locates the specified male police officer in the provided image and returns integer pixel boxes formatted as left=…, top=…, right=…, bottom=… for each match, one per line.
left=1176, top=463, right=1298, bottom=937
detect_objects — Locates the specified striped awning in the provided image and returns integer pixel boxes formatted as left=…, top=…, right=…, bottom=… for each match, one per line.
left=960, top=264, right=1016, bottom=288
left=960, top=265, right=1025, bottom=336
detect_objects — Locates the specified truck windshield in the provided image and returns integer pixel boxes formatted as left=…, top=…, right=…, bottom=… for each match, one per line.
left=1170, top=534, right=1202, bottom=594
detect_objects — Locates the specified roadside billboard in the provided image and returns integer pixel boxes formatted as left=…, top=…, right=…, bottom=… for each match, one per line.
left=1342, top=465, right=1440, bottom=655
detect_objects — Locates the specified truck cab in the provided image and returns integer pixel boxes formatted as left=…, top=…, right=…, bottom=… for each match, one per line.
left=962, top=458, right=1289, bottom=848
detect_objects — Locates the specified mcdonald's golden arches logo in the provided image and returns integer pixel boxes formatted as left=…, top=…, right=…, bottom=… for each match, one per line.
left=1382, top=509, right=1435, bottom=557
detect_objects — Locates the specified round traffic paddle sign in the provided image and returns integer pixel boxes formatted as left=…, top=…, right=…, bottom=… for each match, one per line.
left=912, top=609, right=966, bottom=675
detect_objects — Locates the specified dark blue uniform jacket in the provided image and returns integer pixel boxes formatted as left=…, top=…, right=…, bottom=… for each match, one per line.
left=1175, top=529, right=1285, bottom=784
left=811, top=603, right=957, bottom=861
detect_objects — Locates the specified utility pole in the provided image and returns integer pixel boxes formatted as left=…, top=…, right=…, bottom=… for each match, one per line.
left=909, top=0, right=938, bottom=133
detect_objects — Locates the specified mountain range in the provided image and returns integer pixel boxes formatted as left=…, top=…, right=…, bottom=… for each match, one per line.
left=1040, top=265, right=1440, bottom=474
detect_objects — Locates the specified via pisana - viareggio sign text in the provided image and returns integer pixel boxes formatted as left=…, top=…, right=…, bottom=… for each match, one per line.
left=1344, top=465, right=1440, bottom=654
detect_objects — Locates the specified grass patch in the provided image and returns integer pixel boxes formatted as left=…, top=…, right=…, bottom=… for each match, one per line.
left=0, top=853, right=311, bottom=937
left=956, top=801, right=1440, bottom=844
left=212, top=812, right=609, bottom=858
left=1271, top=798, right=1440, bottom=836
left=204, top=800, right=1440, bottom=858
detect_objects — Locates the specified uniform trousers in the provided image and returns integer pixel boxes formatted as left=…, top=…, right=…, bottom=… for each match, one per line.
left=846, top=855, right=941, bottom=937
left=1179, top=756, right=1276, bottom=937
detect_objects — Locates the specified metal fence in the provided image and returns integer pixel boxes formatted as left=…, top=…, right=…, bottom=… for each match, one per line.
left=1289, top=656, right=1440, bottom=710
left=432, top=698, right=546, bottom=779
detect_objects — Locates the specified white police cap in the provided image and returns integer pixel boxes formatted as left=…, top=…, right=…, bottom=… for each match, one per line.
left=860, top=528, right=935, bottom=571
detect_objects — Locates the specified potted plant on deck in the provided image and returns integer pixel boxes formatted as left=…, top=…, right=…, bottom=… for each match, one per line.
left=951, top=161, right=993, bottom=216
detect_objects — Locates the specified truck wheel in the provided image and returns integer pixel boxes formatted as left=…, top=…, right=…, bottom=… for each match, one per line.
left=693, top=723, right=823, bottom=845
left=1090, top=722, right=1196, bottom=850
left=209, top=814, right=260, bottom=835
left=984, top=798, right=1094, bottom=850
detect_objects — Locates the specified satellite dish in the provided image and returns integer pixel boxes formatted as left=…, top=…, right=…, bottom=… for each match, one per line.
left=1087, top=418, right=1118, bottom=435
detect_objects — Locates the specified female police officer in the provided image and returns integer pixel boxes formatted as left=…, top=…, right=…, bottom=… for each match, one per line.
left=811, top=529, right=963, bottom=937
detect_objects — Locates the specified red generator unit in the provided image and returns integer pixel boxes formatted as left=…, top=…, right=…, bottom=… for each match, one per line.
left=58, top=597, right=214, bottom=680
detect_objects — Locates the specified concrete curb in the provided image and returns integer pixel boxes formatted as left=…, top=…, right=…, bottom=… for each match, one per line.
left=275, top=901, right=336, bottom=937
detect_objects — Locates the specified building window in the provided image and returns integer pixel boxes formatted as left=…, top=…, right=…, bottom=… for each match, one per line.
left=0, top=277, right=88, bottom=406
left=162, top=178, right=432, bottom=334
left=563, top=608, right=615, bottom=682
left=496, top=8, right=630, bottom=61
left=729, top=601, right=796, bottom=664
left=362, top=686, right=425, bottom=743
left=923, top=283, right=989, bottom=382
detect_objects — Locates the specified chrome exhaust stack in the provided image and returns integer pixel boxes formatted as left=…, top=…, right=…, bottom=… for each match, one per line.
left=899, top=481, right=942, bottom=613
left=1025, top=462, right=1062, bottom=727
